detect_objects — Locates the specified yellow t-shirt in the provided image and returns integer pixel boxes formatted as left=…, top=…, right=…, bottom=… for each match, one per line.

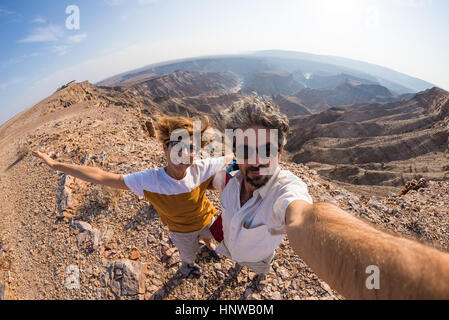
left=124, top=157, right=226, bottom=233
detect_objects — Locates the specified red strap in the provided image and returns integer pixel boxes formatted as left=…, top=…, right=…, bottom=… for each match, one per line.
left=209, top=215, right=224, bottom=243
left=209, top=172, right=231, bottom=243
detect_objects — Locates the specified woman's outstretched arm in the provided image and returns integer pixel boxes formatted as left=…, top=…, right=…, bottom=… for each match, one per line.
left=286, top=201, right=449, bottom=300
left=32, top=150, right=129, bottom=190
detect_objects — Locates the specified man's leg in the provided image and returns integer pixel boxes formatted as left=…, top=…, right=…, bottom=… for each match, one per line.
left=238, top=252, right=275, bottom=288
left=239, top=260, right=272, bottom=277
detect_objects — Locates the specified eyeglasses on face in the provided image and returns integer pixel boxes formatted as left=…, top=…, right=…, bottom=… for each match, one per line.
left=235, top=143, right=280, bottom=160
left=166, top=140, right=196, bottom=153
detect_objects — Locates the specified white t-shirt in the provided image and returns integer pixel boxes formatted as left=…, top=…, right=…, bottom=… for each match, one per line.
left=124, top=156, right=226, bottom=197
left=123, top=156, right=227, bottom=233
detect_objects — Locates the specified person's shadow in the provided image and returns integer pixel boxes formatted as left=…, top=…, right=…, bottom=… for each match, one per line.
left=124, top=204, right=159, bottom=231
left=149, top=245, right=224, bottom=300
left=4, top=152, right=28, bottom=172
left=150, top=269, right=185, bottom=300
left=206, top=264, right=242, bottom=300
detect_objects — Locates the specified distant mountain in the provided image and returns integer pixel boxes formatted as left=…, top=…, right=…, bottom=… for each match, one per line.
left=98, top=56, right=274, bottom=86
left=305, top=73, right=378, bottom=89
left=294, top=80, right=395, bottom=113
left=272, top=94, right=312, bottom=116
left=108, top=70, right=240, bottom=99
left=286, top=87, right=449, bottom=187
left=242, top=70, right=305, bottom=96
left=97, top=51, right=436, bottom=97
left=255, top=50, right=435, bottom=93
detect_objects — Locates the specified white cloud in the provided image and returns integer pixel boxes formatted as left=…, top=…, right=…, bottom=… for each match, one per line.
left=52, top=45, right=70, bottom=56
left=393, top=0, right=434, bottom=8
left=67, top=33, right=87, bottom=44
left=104, top=0, right=158, bottom=5
left=0, top=7, right=14, bottom=16
left=104, top=0, right=125, bottom=6
left=32, top=17, right=46, bottom=24
left=137, top=0, right=158, bottom=4
left=24, top=37, right=236, bottom=100
left=0, top=57, right=21, bottom=69
left=18, top=25, right=64, bottom=43
left=0, top=77, right=24, bottom=91
left=1, top=53, right=41, bottom=70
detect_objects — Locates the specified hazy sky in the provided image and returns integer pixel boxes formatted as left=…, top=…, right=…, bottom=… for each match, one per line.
left=1, top=0, right=448, bottom=125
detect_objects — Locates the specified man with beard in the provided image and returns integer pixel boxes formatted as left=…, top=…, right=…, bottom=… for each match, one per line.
left=210, top=96, right=449, bottom=299
left=211, top=96, right=313, bottom=284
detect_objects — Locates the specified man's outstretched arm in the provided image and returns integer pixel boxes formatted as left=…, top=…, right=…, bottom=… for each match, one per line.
left=285, top=201, right=449, bottom=300
left=32, top=150, right=129, bottom=190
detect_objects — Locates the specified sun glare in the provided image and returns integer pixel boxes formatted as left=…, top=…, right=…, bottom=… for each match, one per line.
left=314, top=0, right=372, bottom=32
left=319, top=0, right=363, bottom=15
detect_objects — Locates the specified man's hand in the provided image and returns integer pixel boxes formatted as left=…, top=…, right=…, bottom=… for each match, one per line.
left=32, top=150, right=56, bottom=169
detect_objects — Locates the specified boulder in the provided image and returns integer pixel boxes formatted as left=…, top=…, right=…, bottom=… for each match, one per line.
left=57, top=174, right=77, bottom=217
left=71, top=220, right=100, bottom=251
left=72, top=220, right=93, bottom=232
left=101, top=228, right=114, bottom=247
left=106, top=260, right=146, bottom=298
left=277, top=267, right=290, bottom=280
left=399, top=178, right=428, bottom=196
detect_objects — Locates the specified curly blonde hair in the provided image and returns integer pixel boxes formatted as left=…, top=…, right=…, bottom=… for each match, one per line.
left=155, top=116, right=213, bottom=148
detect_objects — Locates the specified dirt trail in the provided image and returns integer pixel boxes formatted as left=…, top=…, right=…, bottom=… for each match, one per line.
left=0, top=102, right=101, bottom=299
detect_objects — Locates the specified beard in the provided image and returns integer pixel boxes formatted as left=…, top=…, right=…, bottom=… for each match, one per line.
left=243, top=166, right=272, bottom=189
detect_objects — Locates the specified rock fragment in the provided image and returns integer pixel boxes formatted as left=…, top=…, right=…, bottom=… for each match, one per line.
left=71, top=220, right=100, bottom=251
left=105, top=260, right=146, bottom=298
left=57, top=174, right=77, bottom=217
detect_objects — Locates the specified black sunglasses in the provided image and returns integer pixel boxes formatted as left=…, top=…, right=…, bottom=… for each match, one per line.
left=235, top=143, right=280, bottom=160
left=166, top=141, right=196, bottom=153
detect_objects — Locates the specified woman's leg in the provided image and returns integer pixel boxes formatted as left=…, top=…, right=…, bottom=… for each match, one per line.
left=202, top=238, right=216, bottom=251
left=199, top=217, right=218, bottom=251
left=168, top=231, right=199, bottom=265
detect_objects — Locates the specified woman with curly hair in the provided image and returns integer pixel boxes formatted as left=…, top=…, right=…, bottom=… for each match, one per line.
left=33, top=116, right=231, bottom=277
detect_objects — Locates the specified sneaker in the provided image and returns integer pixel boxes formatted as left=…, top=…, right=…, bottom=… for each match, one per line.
left=229, top=263, right=242, bottom=278
left=235, top=263, right=243, bottom=273
left=208, top=249, right=222, bottom=260
left=180, top=263, right=202, bottom=278
left=200, top=242, right=222, bottom=260
left=253, top=273, right=267, bottom=282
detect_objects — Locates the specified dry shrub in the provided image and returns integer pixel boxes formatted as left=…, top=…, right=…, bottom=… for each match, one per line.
left=91, top=184, right=121, bottom=209
left=16, top=143, right=30, bottom=161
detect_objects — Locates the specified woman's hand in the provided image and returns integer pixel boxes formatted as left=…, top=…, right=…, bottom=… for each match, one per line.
left=32, top=150, right=56, bottom=169
left=32, top=150, right=129, bottom=190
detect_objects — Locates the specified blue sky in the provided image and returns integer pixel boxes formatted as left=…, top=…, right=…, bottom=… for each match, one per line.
left=1, top=0, right=448, bottom=125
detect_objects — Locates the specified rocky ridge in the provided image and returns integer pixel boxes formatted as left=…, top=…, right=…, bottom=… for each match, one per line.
left=1, top=79, right=448, bottom=300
